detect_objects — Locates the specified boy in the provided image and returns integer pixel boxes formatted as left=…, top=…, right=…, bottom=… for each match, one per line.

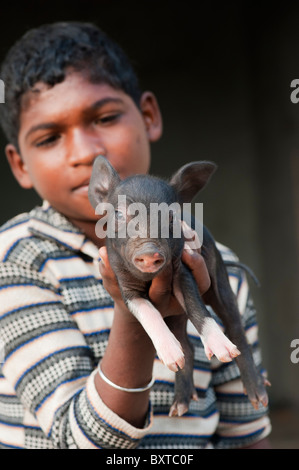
left=0, top=22, right=271, bottom=449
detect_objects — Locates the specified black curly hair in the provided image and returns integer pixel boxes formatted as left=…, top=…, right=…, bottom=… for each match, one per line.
left=0, top=22, right=142, bottom=150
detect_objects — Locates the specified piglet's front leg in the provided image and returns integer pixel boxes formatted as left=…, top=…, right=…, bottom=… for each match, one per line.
left=126, top=297, right=185, bottom=372
left=177, top=264, right=240, bottom=363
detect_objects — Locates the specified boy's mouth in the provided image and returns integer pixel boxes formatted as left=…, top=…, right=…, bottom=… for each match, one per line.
left=72, top=178, right=90, bottom=194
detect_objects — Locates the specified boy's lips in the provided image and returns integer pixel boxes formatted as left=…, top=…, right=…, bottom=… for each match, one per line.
left=72, top=178, right=91, bottom=194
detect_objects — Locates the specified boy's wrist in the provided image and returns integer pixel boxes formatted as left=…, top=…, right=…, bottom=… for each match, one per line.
left=94, top=301, right=155, bottom=427
left=112, top=301, right=156, bottom=351
left=101, top=300, right=156, bottom=389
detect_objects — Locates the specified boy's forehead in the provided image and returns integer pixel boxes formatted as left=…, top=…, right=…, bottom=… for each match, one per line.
left=19, top=72, right=130, bottom=127
left=21, top=81, right=53, bottom=112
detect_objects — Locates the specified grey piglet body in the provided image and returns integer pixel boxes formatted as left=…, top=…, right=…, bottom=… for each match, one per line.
left=88, top=156, right=269, bottom=415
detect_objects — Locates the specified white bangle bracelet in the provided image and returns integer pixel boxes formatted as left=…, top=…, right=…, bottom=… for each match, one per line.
left=98, top=362, right=155, bottom=393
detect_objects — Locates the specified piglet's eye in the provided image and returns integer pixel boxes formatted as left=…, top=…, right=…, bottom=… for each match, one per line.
left=115, top=210, right=125, bottom=221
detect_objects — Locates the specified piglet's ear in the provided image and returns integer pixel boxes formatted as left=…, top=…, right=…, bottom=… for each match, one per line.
left=169, top=161, right=217, bottom=203
left=88, top=155, right=120, bottom=208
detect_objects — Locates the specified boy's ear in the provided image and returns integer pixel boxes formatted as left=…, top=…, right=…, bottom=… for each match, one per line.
left=88, top=155, right=120, bottom=208
left=139, top=91, right=163, bottom=142
left=169, top=161, right=217, bottom=203
left=5, top=144, right=33, bottom=189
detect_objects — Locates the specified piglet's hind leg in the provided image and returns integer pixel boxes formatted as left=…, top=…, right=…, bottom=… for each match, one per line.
left=166, top=314, right=198, bottom=417
left=178, top=265, right=240, bottom=363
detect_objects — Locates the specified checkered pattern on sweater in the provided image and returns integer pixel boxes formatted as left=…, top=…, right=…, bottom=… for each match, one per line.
left=0, top=201, right=271, bottom=449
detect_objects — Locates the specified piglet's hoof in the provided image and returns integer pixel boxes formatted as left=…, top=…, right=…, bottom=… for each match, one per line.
left=155, top=336, right=185, bottom=372
left=243, top=376, right=271, bottom=410
left=201, top=318, right=241, bottom=362
left=169, top=390, right=198, bottom=417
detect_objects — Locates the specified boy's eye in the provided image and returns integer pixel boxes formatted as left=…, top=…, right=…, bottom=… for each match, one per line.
left=94, top=113, right=121, bottom=125
left=35, top=134, right=60, bottom=148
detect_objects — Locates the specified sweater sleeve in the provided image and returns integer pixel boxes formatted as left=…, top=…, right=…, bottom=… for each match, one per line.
left=0, top=261, right=152, bottom=448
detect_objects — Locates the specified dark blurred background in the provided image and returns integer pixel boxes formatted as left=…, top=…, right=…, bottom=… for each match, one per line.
left=0, top=1, right=298, bottom=448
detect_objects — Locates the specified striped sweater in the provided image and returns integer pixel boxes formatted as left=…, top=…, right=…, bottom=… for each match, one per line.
left=0, top=201, right=271, bottom=449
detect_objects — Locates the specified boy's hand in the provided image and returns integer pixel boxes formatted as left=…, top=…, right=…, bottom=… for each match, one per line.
left=99, top=246, right=124, bottom=304
left=97, top=225, right=211, bottom=426
left=181, top=221, right=211, bottom=296
left=98, top=222, right=211, bottom=321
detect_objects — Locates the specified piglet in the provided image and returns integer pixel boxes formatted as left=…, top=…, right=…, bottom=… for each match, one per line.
left=88, top=156, right=269, bottom=416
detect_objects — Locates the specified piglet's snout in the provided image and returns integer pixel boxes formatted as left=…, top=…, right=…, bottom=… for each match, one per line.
left=133, top=251, right=165, bottom=273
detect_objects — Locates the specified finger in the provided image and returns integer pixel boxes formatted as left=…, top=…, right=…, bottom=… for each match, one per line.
left=182, top=249, right=211, bottom=295
left=181, top=220, right=210, bottom=294
left=150, top=265, right=173, bottom=296
left=148, top=265, right=173, bottom=307
left=99, top=246, right=108, bottom=267
left=98, top=247, right=123, bottom=302
left=98, top=247, right=116, bottom=281
left=181, top=221, right=202, bottom=252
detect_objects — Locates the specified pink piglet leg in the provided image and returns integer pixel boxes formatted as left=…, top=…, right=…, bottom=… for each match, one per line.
left=127, top=298, right=185, bottom=372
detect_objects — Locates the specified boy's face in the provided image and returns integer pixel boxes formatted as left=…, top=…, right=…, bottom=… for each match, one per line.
left=6, top=72, right=162, bottom=242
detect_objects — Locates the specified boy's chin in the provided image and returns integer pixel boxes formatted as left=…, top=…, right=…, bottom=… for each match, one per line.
left=51, top=198, right=98, bottom=224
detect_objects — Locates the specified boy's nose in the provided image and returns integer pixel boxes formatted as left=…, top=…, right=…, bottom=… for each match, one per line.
left=69, top=129, right=106, bottom=166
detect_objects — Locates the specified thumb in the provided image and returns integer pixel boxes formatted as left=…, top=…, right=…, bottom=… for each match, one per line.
left=149, top=264, right=173, bottom=299
left=99, top=246, right=109, bottom=267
